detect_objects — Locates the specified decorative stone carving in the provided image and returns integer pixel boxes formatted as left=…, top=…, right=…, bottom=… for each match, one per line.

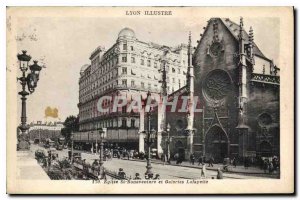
left=258, top=113, right=273, bottom=127
left=203, top=69, right=232, bottom=106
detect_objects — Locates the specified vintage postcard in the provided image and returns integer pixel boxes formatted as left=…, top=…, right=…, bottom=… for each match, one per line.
left=6, top=7, right=294, bottom=194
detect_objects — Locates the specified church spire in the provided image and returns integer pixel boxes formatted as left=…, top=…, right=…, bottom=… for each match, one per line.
left=186, top=31, right=195, bottom=155
left=187, top=31, right=194, bottom=93
left=249, top=26, right=254, bottom=65
left=236, top=16, right=248, bottom=130
left=239, top=17, right=244, bottom=41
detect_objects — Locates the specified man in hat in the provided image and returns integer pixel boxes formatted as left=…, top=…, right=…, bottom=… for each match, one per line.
left=216, top=168, right=223, bottom=179
left=118, top=168, right=126, bottom=179
left=133, top=173, right=141, bottom=180
left=154, top=174, right=160, bottom=180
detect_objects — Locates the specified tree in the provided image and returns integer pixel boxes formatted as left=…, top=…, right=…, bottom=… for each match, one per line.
left=61, top=115, right=79, bottom=145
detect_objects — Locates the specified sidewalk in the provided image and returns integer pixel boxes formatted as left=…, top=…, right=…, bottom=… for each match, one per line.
left=75, top=149, right=279, bottom=178
left=17, top=151, right=50, bottom=180
left=120, top=157, right=279, bottom=177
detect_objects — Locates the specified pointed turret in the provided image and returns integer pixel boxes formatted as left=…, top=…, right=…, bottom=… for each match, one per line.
left=237, top=16, right=248, bottom=128
left=238, top=17, right=244, bottom=41
left=236, top=17, right=249, bottom=159
left=186, top=32, right=194, bottom=92
left=186, top=32, right=195, bottom=155
left=248, top=26, right=255, bottom=65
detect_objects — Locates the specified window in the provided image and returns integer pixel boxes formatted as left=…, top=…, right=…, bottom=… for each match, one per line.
left=122, top=79, right=127, bottom=86
left=178, top=69, right=181, bottom=74
left=122, top=67, right=127, bottom=74
left=131, top=119, right=135, bottom=128
left=173, top=78, right=175, bottom=83
left=172, top=68, right=175, bottom=73
left=154, top=62, right=158, bottom=68
left=123, top=43, right=127, bottom=50
left=122, top=106, right=127, bottom=114
left=131, top=57, right=135, bottom=63
left=131, top=46, right=134, bottom=51
left=122, top=56, right=127, bottom=63
left=141, top=82, right=145, bottom=88
left=148, top=83, right=151, bottom=89
left=131, top=80, right=135, bottom=87
left=122, top=118, right=127, bottom=127
left=141, top=59, right=144, bottom=65
left=147, top=60, right=151, bottom=67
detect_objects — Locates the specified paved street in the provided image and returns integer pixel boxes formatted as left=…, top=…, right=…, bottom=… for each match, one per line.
left=31, top=144, right=274, bottom=179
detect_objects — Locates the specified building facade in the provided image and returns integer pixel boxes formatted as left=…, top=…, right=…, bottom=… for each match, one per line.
left=77, top=28, right=189, bottom=150
left=152, top=17, right=280, bottom=162
left=28, top=121, right=64, bottom=142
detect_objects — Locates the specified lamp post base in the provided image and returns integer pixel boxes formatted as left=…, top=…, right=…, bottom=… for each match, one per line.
left=18, top=140, right=30, bottom=151
left=145, top=159, right=153, bottom=179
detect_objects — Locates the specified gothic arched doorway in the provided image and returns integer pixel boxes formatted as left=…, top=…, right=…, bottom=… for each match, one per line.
left=260, top=141, right=272, bottom=157
left=205, top=125, right=229, bottom=163
left=174, top=140, right=185, bottom=160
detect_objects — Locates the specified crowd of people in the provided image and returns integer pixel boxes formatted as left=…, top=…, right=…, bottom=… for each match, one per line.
left=117, top=168, right=161, bottom=180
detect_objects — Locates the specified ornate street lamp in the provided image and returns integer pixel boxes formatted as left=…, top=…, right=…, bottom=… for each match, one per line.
left=70, top=131, right=74, bottom=163
left=98, top=128, right=106, bottom=179
left=165, top=123, right=172, bottom=164
left=17, top=50, right=43, bottom=150
left=144, top=91, right=157, bottom=178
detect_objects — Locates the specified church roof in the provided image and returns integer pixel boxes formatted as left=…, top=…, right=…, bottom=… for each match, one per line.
left=167, top=85, right=188, bottom=100
left=220, top=18, right=270, bottom=61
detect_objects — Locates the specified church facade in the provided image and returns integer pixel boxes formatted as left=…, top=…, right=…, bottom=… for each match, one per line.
left=150, top=17, right=280, bottom=162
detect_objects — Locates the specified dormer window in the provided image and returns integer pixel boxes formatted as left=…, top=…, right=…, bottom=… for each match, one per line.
left=123, top=43, right=127, bottom=50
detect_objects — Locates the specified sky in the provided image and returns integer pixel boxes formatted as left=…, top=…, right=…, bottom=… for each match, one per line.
left=12, top=12, right=279, bottom=123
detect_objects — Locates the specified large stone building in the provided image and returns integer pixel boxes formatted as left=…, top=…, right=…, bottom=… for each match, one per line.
left=150, top=17, right=280, bottom=162
left=76, top=28, right=189, bottom=150
left=28, top=121, right=64, bottom=142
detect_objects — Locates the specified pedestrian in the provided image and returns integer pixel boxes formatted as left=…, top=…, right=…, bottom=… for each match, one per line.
left=244, top=157, right=249, bottom=169
left=118, top=168, right=126, bottom=179
left=68, top=150, right=72, bottom=161
left=147, top=173, right=154, bottom=179
left=201, top=163, right=207, bottom=178
left=217, top=168, right=223, bottom=179
left=232, top=157, right=237, bottom=168
left=263, top=159, right=269, bottom=173
left=174, top=153, right=179, bottom=164
left=133, top=173, right=141, bottom=180
left=208, top=157, right=214, bottom=167
left=268, top=162, right=274, bottom=174
left=154, top=174, right=160, bottom=180
left=127, top=151, right=130, bottom=160
left=198, top=156, right=203, bottom=166
left=190, top=153, right=195, bottom=165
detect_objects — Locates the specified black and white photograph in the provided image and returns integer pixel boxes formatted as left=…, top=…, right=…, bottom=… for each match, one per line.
left=5, top=6, right=294, bottom=194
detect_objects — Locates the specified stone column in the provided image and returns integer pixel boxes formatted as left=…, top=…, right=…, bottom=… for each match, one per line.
left=138, top=132, right=146, bottom=153
left=138, top=107, right=145, bottom=153
left=156, top=99, right=164, bottom=157
left=187, top=130, right=194, bottom=155
left=238, top=128, right=248, bottom=158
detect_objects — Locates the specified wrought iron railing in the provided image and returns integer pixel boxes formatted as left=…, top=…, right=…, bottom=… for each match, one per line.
left=251, top=73, right=280, bottom=85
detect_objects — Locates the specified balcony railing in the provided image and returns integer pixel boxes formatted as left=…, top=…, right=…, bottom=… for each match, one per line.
left=251, top=73, right=280, bottom=85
